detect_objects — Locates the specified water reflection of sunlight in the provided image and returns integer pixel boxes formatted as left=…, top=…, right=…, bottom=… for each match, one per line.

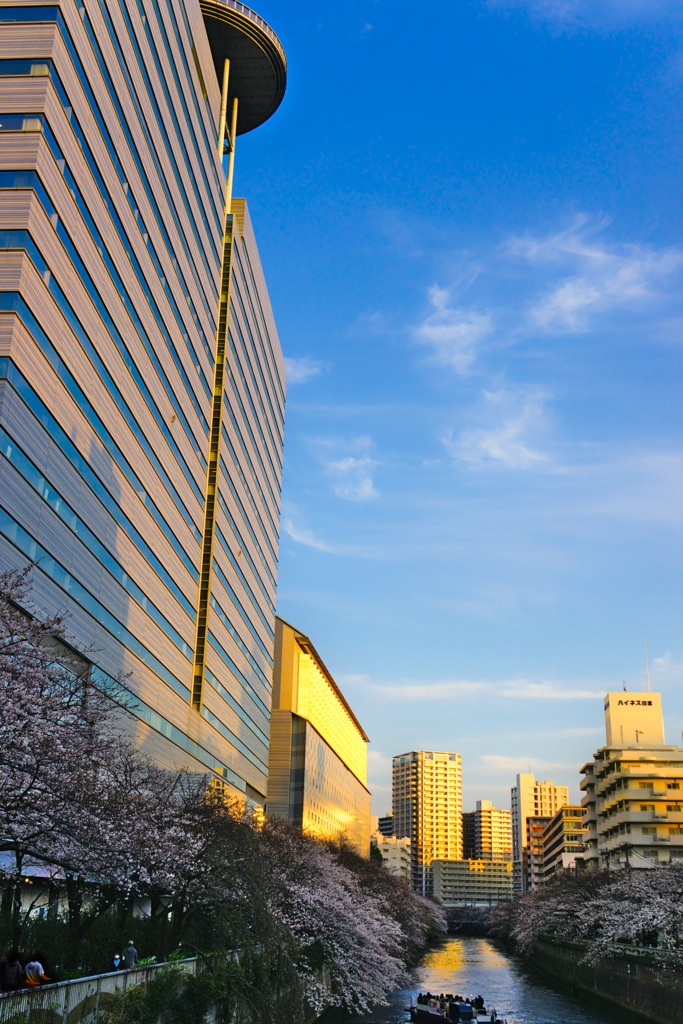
left=473, top=943, right=508, bottom=969
left=422, top=938, right=465, bottom=974
left=319, top=936, right=629, bottom=1024
left=420, top=938, right=507, bottom=993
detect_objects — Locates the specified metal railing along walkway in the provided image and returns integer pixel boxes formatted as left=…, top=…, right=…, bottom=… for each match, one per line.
left=0, top=957, right=201, bottom=1024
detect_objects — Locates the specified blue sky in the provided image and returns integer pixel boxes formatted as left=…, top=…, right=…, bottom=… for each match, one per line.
left=234, top=0, right=683, bottom=813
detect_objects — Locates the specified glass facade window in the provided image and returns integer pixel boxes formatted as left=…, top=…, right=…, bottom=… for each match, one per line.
left=0, top=0, right=287, bottom=802
left=267, top=618, right=371, bottom=856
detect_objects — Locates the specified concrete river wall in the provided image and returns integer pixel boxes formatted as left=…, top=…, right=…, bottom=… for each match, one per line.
left=530, top=938, right=683, bottom=1024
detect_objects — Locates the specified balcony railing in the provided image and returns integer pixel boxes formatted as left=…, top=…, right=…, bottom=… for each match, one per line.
left=211, top=0, right=286, bottom=68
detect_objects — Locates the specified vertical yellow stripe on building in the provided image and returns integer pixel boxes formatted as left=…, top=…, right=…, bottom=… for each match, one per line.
left=191, top=91, right=239, bottom=713
left=191, top=216, right=234, bottom=712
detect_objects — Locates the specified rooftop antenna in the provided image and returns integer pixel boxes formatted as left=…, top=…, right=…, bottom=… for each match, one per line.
left=644, top=637, right=651, bottom=693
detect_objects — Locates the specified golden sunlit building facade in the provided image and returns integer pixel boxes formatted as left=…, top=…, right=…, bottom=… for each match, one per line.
left=267, top=617, right=371, bottom=856
left=393, top=750, right=463, bottom=896
left=462, top=800, right=512, bottom=861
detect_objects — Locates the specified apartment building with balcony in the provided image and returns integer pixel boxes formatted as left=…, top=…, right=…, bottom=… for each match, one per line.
left=511, top=774, right=568, bottom=893
left=393, top=750, right=463, bottom=896
left=540, top=805, right=587, bottom=880
left=371, top=833, right=411, bottom=881
left=462, top=799, right=512, bottom=861
left=580, top=692, right=683, bottom=869
left=376, top=812, right=395, bottom=837
left=432, top=858, right=513, bottom=906
left=523, top=815, right=551, bottom=891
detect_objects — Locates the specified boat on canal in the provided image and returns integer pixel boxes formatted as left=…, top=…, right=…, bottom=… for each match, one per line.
left=406, top=993, right=506, bottom=1024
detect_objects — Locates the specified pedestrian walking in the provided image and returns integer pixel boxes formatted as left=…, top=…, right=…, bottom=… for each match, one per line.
left=122, top=940, right=138, bottom=969
left=0, top=950, right=24, bottom=991
left=24, top=957, right=49, bottom=986
left=109, top=952, right=125, bottom=972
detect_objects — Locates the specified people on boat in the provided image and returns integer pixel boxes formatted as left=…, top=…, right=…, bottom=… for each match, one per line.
left=412, top=993, right=488, bottom=1022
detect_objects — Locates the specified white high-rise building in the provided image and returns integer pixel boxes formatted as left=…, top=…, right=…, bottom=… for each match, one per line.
left=371, top=834, right=411, bottom=882
left=580, top=691, right=683, bottom=869
left=511, top=774, right=568, bottom=893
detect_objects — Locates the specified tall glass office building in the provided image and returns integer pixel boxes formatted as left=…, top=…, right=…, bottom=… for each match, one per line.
left=0, top=0, right=286, bottom=804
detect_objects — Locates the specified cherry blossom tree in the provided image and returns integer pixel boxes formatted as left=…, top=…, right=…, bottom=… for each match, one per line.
left=0, top=565, right=122, bottom=939
left=499, top=868, right=611, bottom=952
left=0, top=567, right=204, bottom=948
left=261, top=819, right=411, bottom=1013
left=328, top=834, right=448, bottom=954
left=1, top=568, right=447, bottom=1010
left=494, top=864, right=683, bottom=969
left=577, top=865, right=683, bottom=967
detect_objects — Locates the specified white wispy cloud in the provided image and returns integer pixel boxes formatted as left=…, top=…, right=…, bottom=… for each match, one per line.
left=328, top=456, right=378, bottom=501
left=348, top=310, right=393, bottom=337
left=552, top=450, right=683, bottom=528
left=284, top=356, right=326, bottom=385
left=374, top=680, right=488, bottom=700
left=283, top=518, right=337, bottom=553
left=367, top=749, right=392, bottom=773
left=367, top=751, right=393, bottom=809
left=500, top=681, right=604, bottom=699
left=508, top=726, right=603, bottom=739
left=480, top=754, right=541, bottom=771
left=414, top=285, right=492, bottom=374
left=372, top=677, right=603, bottom=701
left=651, top=650, right=683, bottom=685
left=338, top=672, right=372, bottom=686
left=323, top=435, right=379, bottom=501
left=508, top=218, right=683, bottom=334
left=403, top=215, right=682, bottom=364
left=480, top=754, right=580, bottom=773
left=442, top=388, right=548, bottom=469
left=507, top=214, right=607, bottom=264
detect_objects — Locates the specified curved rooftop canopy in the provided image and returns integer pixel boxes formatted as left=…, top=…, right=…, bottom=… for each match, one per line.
left=200, top=0, right=286, bottom=135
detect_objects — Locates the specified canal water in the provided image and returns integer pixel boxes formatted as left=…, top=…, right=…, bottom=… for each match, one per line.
left=319, top=936, right=642, bottom=1024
